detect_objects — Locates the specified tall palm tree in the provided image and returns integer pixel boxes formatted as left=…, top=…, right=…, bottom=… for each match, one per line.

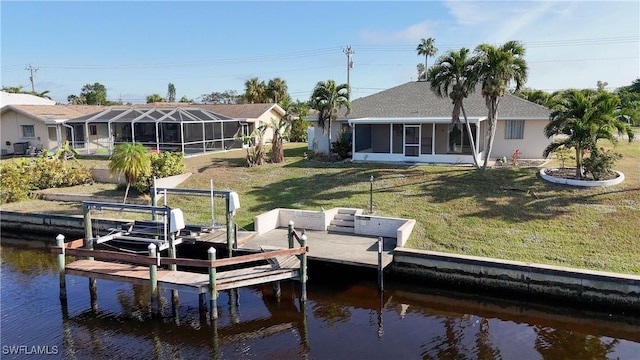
left=543, top=89, right=634, bottom=179
left=427, top=48, right=480, bottom=168
left=109, top=143, right=151, bottom=203
left=416, top=38, right=438, bottom=77
left=310, top=80, right=351, bottom=154
left=267, top=77, right=288, bottom=104
left=474, top=40, right=528, bottom=171
left=244, top=77, right=267, bottom=104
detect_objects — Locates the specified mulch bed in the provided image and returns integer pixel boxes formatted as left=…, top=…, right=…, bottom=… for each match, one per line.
left=544, top=167, right=618, bottom=181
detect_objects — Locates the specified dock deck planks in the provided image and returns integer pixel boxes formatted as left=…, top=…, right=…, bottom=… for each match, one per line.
left=65, top=258, right=300, bottom=293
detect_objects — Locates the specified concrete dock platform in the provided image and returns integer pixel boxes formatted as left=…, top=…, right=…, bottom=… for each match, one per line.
left=239, top=228, right=395, bottom=269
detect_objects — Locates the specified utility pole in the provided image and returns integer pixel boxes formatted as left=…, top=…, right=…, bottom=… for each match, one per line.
left=343, top=46, right=354, bottom=96
left=25, top=64, right=39, bottom=92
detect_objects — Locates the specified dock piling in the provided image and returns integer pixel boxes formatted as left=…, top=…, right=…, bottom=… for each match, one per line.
left=225, top=200, right=233, bottom=258
left=208, top=247, right=218, bottom=320
left=378, top=236, right=384, bottom=292
left=56, top=234, right=67, bottom=300
left=148, top=243, right=159, bottom=315
left=300, top=234, right=308, bottom=302
left=288, top=220, right=294, bottom=249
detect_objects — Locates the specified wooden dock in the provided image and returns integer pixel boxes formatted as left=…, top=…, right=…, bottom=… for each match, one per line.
left=53, top=232, right=308, bottom=319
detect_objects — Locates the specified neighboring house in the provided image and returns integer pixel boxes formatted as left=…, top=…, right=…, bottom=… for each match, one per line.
left=1, top=102, right=285, bottom=157
left=1, top=91, right=56, bottom=106
left=310, top=81, right=551, bottom=164
left=144, top=102, right=286, bottom=144
left=0, top=104, right=104, bottom=156
left=65, top=106, right=242, bottom=155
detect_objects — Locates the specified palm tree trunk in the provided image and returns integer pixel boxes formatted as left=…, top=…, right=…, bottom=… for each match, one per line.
left=575, top=147, right=582, bottom=179
left=481, top=98, right=498, bottom=171
left=461, top=105, right=480, bottom=169
left=123, top=183, right=130, bottom=204
left=327, top=119, right=332, bottom=154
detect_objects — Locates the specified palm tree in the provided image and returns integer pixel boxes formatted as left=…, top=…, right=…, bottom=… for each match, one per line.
left=474, top=40, right=528, bottom=171
left=267, top=77, right=288, bottom=104
left=270, top=117, right=291, bottom=163
left=30, top=90, right=51, bottom=99
left=543, top=89, right=634, bottom=179
left=109, top=143, right=151, bottom=203
left=54, top=140, right=79, bottom=162
left=427, top=48, right=480, bottom=168
left=416, top=38, right=438, bottom=77
left=2, top=85, right=25, bottom=93
left=310, top=80, right=351, bottom=154
left=244, top=77, right=267, bottom=104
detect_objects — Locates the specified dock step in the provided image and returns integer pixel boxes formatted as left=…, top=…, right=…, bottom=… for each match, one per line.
left=330, top=219, right=354, bottom=227
left=327, top=208, right=356, bottom=234
left=337, top=209, right=358, bottom=215
left=327, top=225, right=355, bottom=234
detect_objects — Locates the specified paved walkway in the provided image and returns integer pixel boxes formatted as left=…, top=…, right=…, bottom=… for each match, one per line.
left=239, top=228, right=395, bottom=269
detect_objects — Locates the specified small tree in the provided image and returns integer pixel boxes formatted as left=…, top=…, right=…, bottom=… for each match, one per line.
left=109, top=143, right=151, bottom=203
left=238, top=125, right=267, bottom=167
left=270, top=118, right=290, bottom=163
left=544, top=89, right=634, bottom=179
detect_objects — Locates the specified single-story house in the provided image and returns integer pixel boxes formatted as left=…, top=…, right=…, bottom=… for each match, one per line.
left=65, top=106, right=243, bottom=155
left=310, top=81, right=551, bottom=165
left=1, top=91, right=56, bottom=106
left=1, top=102, right=285, bottom=157
left=143, top=102, right=286, bottom=144
left=0, top=104, right=105, bottom=156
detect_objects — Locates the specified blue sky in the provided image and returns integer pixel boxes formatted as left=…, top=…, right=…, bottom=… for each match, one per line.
left=1, top=1, right=639, bottom=104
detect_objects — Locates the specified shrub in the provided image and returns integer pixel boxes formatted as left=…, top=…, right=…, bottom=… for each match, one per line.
left=331, top=131, right=352, bottom=160
left=290, top=118, right=310, bottom=142
left=554, top=146, right=573, bottom=169
left=134, top=151, right=185, bottom=193
left=0, top=157, right=93, bottom=204
left=583, top=147, right=622, bottom=181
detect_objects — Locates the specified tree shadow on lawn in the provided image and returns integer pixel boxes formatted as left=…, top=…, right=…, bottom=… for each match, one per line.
left=247, top=164, right=459, bottom=213
left=414, top=167, right=580, bottom=222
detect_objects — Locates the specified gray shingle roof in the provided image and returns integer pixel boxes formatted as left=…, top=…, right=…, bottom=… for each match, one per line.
left=340, top=81, right=550, bottom=119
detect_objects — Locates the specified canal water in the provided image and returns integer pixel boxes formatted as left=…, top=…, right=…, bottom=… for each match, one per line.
left=1, top=244, right=639, bottom=359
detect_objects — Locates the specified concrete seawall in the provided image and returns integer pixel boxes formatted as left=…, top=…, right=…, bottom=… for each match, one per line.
left=2, top=210, right=639, bottom=312
left=392, top=247, right=640, bottom=313
left=1, top=211, right=127, bottom=240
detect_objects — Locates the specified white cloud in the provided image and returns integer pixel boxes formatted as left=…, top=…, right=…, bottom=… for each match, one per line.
left=441, top=1, right=640, bottom=90
left=359, top=20, right=438, bottom=44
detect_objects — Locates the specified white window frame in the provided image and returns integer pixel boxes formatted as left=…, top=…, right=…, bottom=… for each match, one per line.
left=505, top=120, right=524, bottom=139
left=21, top=124, right=35, bottom=138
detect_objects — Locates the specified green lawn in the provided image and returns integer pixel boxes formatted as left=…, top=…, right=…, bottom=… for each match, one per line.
left=2, top=137, right=639, bottom=275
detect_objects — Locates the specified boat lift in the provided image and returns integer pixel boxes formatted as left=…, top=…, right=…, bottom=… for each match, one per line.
left=82, top=202, right=186, bottom=261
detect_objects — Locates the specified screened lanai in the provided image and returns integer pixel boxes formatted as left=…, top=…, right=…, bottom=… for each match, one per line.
left=65, top=107, right=246, bottom=156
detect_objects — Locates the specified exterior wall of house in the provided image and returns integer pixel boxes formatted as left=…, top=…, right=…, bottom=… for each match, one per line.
left=492, top=119, right=549, bottom=159
left=313, top=122, right=344, bottom=154
left=1, top=109, right=48, bottom=155
left=84, top=123, right=111, bottom=153
left=255, top=108, right=285, bottom=144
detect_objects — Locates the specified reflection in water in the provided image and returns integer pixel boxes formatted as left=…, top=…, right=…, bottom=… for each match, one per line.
left=2, top=245, right=640, bottom=359
left=535, top=326, right=619, bottom=360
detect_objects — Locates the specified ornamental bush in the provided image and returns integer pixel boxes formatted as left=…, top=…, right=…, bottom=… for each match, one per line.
left=134, top=151, right=185, bottom=194
left=583, top=147, right=623, bottom=181
left=0, top=157, right=93, bottom=204
left=331, top=131, right=352, bottom=160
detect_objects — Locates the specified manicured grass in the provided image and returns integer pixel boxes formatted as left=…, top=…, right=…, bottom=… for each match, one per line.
left=2, top=139, right=638, bottom=275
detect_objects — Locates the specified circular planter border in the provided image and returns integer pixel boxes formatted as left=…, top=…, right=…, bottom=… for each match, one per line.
left=539, top=168, right=625, bottom=187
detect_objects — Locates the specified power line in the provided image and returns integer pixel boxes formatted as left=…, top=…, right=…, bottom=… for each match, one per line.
left=25, top=64, right=39, bottom=92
